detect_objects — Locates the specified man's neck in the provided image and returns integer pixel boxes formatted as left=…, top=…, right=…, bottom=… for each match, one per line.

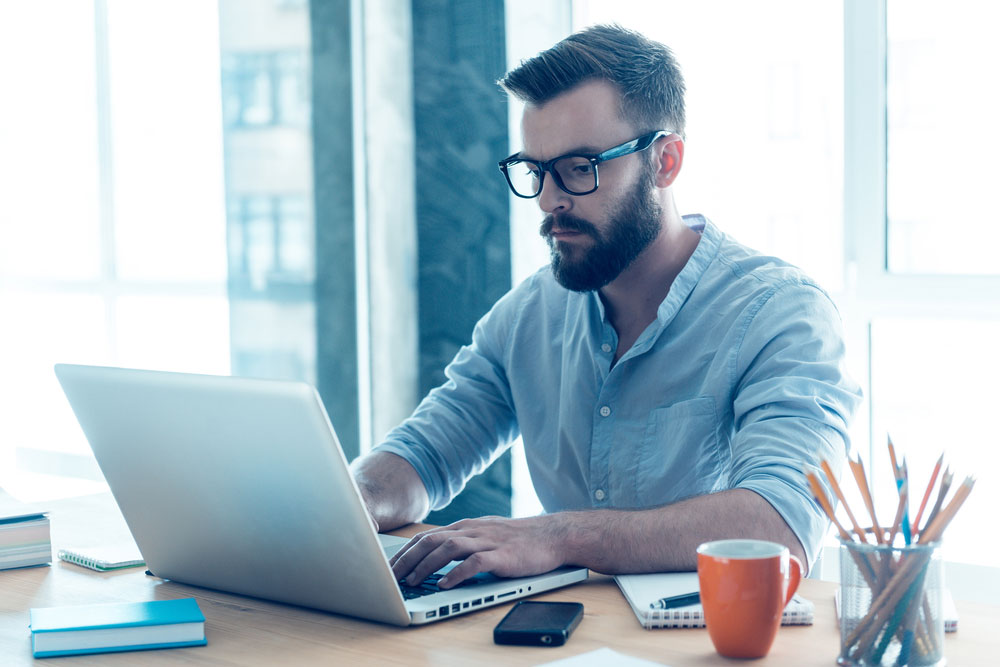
left=599, top=210, right=701, bottom=361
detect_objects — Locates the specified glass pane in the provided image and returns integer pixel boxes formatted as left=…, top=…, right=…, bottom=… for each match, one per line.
left=887, top=0, right=1000, bottom=274
left=278, top=196, right=312, bottom=278
left=0, top=292, right=109, bottom=468
left=0, top=2, right=233, bottom=500
left=218, top=0, right=315, bottom=384
left=870, top=318, right=999, bottom=567
left=574, top=0, right=844, bottom=292
left=107, top=0, right=228, bottom=283
left=0, top=3, right=102, bottom=281
left=114, top=294, right=231, bottom=373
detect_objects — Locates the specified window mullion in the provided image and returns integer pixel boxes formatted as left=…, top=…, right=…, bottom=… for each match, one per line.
left=844, top=0, right=887, bottom=289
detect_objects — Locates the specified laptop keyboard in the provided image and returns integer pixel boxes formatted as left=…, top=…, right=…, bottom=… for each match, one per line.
left=398, top=571, right=499, bottom=600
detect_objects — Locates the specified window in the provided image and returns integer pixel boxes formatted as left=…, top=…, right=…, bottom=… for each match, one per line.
left=221, top=51, right=310, bottom=129
left=227, top=195, right=314, bottom=294
left=886, top=0, right=1000, bottom=275
left=847, top=0, right=1000, bottom=568
left=217, top=0, right=315, bottom=387
left=869, top=318, right=997, bottom=561
left=0, top=2, right=229, bottom=500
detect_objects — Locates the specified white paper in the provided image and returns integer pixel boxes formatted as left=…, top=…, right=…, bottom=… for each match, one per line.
left=536, top=647, right=669, bottom=666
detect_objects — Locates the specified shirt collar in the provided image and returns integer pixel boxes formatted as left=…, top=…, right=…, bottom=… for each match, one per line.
left=588, top=214, right=721, bottom=327
left=655, top=214, right=721, bottom=325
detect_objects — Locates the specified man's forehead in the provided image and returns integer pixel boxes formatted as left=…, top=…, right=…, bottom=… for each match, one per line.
left=518, top=80, right=634, bottom=159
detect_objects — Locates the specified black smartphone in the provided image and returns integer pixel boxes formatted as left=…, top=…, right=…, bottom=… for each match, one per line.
left=493, top=601, right=584, bottom=646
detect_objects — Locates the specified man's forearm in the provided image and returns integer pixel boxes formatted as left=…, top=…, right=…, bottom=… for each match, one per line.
left=559, top=489, right=808, bottom=574
left=350, top=451, right=430, bottom=532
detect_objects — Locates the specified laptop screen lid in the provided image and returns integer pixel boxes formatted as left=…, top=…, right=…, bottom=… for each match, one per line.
left=54, top=363, right=412, bottom=626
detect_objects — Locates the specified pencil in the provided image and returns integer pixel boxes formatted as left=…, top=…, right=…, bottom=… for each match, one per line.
left=886, top=480, right=908, bottom=546
left=920, top=466, right=953, bottom=538
left=820, top=459, right=868, bottom=543
left=836, top=447, right=973, bottom=665
left=900, top=458, right=912, bottom=545
left=920, top=476, right=975, bottom=544
left=849, top=454, right=885, bottom=544
left=911, top=454, right=944, bottom=539
left=849, top=479, right=975, bottom=658
left=806, top=472, right=853, bottom=542
left=887, top=435, right=901, bottom=477
left=805, top=471, right=879, bottom=588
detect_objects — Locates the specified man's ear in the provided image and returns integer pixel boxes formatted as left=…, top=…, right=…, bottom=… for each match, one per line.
left=653, top=134, right=684, bottom=188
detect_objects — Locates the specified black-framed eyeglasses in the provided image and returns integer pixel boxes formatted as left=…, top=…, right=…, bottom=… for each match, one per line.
left=497, top=130, right=671, bottom=199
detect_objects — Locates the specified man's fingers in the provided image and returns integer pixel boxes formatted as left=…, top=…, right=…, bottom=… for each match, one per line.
left=389, top=526, right=449, bottom=567
left=392, top=533, right=481, bottom=584
left=408, top=535, right=485, bottom=585
left=390, top=535, right=436, bottom=578
left=437, top=550, right=493, bottom=589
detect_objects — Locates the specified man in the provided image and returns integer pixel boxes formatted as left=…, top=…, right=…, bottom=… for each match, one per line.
left=351, top=25, right=861, bottom=589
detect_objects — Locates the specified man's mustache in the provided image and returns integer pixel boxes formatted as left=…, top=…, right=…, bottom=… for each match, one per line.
left=539, top=214, right=600, bottom=238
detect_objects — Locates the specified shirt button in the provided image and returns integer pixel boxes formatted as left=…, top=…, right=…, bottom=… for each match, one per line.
left=599, top=406, right=611, bottom=417
left=594, top=489, right=606, bottom=501
left=601, top=343, right=612, bottom=353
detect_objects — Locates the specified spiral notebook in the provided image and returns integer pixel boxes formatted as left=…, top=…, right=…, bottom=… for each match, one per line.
left=614, top=572, right=814, bottom=629
left=57, top=544, right=145, bottom=572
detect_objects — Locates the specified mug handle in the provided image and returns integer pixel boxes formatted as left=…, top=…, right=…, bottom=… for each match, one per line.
left=784, top=555, right=803, bottom=606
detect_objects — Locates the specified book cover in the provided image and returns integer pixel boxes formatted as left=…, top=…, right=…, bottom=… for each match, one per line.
left=29, top=597, right=207, bottom=658
left=614, top=572, right=814, bottom=629
left=0, top=511, right=51, bottom=570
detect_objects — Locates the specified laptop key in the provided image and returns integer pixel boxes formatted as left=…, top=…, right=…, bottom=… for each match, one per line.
left=398, top=570, right=501, bottom=600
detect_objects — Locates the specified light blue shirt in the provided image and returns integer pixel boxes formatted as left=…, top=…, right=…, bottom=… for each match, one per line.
left=375, top=216, right=862, bottom=566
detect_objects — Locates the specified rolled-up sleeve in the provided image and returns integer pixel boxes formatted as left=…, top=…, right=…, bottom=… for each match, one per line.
left=729, top=282, right=863, bottom=567
left=372, top=290, right=521, bottom=510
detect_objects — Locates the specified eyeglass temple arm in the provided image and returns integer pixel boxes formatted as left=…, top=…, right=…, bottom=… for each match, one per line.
left=596, top=130, right=670, bottom=162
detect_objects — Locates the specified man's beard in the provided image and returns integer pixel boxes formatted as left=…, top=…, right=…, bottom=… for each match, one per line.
left=539, top=166, right=662, bottom=292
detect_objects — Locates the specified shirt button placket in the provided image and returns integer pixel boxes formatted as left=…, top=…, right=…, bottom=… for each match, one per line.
left=593, top=405, right=612, bottom=504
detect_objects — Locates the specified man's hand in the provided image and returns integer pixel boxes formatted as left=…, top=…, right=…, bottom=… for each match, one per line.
left=389, top=514, right=572, bottom=589
left=387, top=490, right=809, bottom=588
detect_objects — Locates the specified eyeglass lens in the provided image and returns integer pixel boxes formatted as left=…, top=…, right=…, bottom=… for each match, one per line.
left=507, top=156, right=596, bottom=197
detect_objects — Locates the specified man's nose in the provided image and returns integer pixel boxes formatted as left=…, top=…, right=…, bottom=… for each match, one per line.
left=537, top=173, right=570, bottom=215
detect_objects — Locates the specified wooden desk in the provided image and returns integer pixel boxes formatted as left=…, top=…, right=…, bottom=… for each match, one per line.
left=1, top=493, right=995, bottom=665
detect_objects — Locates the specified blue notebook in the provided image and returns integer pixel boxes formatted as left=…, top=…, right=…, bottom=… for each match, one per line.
left=29, top=597, right=206, bottom=658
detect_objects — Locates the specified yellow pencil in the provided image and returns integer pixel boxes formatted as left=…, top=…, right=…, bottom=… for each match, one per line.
left=849, top=454, right=885, bottom=544
left=820, top=459, right=869, bottom=543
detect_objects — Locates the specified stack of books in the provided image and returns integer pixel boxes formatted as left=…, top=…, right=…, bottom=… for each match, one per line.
left=0, top=511, right=51, bottom=570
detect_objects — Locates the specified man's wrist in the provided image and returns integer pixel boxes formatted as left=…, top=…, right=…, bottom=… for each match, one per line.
left=551, top=510, right=605, bottom=570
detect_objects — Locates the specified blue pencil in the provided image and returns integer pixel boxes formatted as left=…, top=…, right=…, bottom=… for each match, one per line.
left=899, top=458, right=911, bottom=545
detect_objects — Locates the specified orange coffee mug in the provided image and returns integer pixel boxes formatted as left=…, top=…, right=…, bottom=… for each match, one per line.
left=696, top=539, right=803, bottom=659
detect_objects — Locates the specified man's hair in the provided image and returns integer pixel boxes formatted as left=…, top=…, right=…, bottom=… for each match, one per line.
left=498, top=24, right=686, bottom=138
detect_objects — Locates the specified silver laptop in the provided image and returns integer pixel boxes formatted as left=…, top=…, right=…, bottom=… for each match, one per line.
left=53, top=364, right=588, bottom=626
